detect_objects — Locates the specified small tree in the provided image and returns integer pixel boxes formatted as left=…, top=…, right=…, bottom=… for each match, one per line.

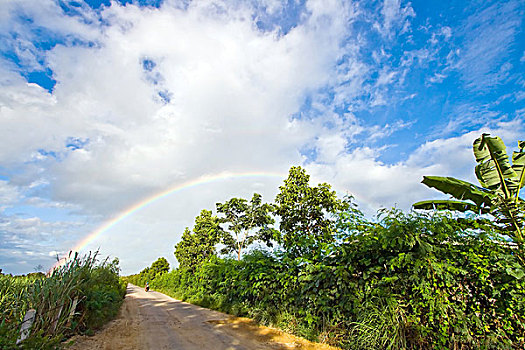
left=413, top=134, right=524, bottom=248
left=150, top=257, right=170, bottom=275
left=174, top=210, right=223, bottom=269
left=216, top=193, right=277, bottom=260
left=274, top=166, right=348, bottom=257
left=139, top=257, right=170, bottom=281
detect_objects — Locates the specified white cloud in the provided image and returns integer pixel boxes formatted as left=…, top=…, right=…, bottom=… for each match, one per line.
left=379, top=0, right=415, bottom=38
left=307, top=146, right=428, bottom=214
left=0, top=180, right=20, bottom=211
left=428, top=72, right=446, bottom=84
left=0, top=0, right=101, bottom=74
left=429, top=26, right=452, bottom=45
left=315, top=133, right=347, bottom=163
left=0, top=0, right=354, bottom=216
left=0, top=210, right=88, bottom=273
left=0, top=0, right=359, bottom=273
left=376, top=67, right=397, bottom=86
left=306, top=122, right=525, bottom=216
left=441, top=103, right=505, bottom=136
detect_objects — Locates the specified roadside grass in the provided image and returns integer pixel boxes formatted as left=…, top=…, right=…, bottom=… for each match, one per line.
left=0, top=252, right=126, bottom=349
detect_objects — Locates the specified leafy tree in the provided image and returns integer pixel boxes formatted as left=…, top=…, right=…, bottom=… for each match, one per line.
left=150, top=257, right=170, bottom=275
left=174, top=228, right=196, bottom=269
left=139, top=266, right=151, bottom=279
left=138, top=257, right=170, bottom=281
left=174, top=209, right=223, bottom=269
left=413, top=134, right=525, bottom=249
left=274, top=166, right=348, bottom=257
left=216, top=193, right=277, bottom=260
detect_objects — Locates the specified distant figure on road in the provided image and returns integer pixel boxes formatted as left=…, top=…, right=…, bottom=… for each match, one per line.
left=145, top=282, right=149, bottom=292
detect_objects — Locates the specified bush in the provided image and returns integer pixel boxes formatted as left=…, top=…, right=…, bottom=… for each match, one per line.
left=122, top=256, right=170, bottom=288
left=133, top=210, right=524, bottom=349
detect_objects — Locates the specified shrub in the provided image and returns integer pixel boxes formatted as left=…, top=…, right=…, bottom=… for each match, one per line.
left=132, top=210, right=524, bottom=349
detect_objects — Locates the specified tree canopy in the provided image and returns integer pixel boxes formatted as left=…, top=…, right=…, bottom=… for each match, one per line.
left=138, top=256, right=170, bottom=282
left=216, top=193, right=277, bottom=260
left=273, top=166, right=348, bottom=257
left=174, top=209, right=223, bottom=269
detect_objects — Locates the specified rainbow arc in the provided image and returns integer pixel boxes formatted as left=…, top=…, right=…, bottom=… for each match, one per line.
left=54, top=171, right=285, bottom=269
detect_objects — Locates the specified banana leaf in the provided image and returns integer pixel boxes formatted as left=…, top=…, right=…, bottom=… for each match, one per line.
left=412, top=199, right=490, bottom=213
left=415, top=134, right=525, bottom=243
left=421, top=176, right=494, bottom=207
left=473, top=134, right=517, bottom=197
left=510, top=141, right=525, bottom=196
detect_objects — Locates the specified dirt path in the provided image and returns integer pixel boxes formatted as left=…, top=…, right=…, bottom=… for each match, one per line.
left=67, top=284, right=339, bottom=350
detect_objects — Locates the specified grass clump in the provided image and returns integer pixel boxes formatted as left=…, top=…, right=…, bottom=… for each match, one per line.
left=0, top=252, right=126, bottom=348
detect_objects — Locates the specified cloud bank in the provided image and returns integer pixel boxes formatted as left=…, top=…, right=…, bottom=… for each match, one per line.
left=0, top=0, right=523, bottom=274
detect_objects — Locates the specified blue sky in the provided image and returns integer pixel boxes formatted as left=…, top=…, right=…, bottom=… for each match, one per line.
left=0, top=0, right=523, bottom=274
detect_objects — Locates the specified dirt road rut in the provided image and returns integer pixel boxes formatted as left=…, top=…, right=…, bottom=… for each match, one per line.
left=67, top=284, right=338, bottom=350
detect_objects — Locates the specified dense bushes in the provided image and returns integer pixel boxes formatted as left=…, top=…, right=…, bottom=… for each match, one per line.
left=140, top=210, right=524, bottom=349
left=0, top=253, right=126, bottom=349
left=82, top=259, right=127, bottom=331
left=123, top=257, right=170, bottom=287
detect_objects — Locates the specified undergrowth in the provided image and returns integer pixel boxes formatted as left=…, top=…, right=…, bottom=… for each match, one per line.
left=125, top=210, right=525, bottom=349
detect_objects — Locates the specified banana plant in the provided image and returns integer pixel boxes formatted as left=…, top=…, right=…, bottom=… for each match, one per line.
left=413, top=134, right=525, bottom=244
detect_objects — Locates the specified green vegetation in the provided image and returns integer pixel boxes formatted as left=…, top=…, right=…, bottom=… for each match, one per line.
left=217, top=193, right=276, bottom=260
left=0, top=252, right=126, bottom=349
left=413, top=134, right=525, bottom=250
left=122, top=134, right=525, bottom=349
left=124, top=257, right=171, bottom=285
left=174, top=210, right=223, bottom=269
left=126, top=139, right=525, bottom=349
left=128, top=208, right=525, bottom=349
left=274, top=165, right=348, bottom=258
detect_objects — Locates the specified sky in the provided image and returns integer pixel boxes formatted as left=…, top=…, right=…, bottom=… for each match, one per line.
left=0, top=0, right=523, bottom=275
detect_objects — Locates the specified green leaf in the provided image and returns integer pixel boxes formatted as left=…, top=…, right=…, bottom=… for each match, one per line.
left=510, top=147, right=525, bottom=195
left=412, top=199, right=489, bottom=213
left=216, top=193, right=275, bottom=260
left=420, top=176, right=493, bottom=207
left=473, top=134, right=517, bottom=196
left=506, top=266, right=524, bottom=280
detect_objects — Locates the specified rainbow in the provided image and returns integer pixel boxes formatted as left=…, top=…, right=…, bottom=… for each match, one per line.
left=54, top=171, right=285, bottom=268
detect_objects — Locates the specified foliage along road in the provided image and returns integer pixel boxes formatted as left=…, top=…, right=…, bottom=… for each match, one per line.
left=67, top=284, right=339, bottom=350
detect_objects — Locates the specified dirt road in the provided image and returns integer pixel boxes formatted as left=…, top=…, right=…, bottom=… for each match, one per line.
left=67, top=284, right=338, bottom=350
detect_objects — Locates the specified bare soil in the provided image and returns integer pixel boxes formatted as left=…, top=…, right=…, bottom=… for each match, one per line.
left=66, top=284, right=340, bottom=350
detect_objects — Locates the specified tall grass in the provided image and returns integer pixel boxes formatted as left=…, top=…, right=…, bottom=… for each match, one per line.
left=347, top=297, right=411, bottom=350
left=0, top=252, right=126, bottom=349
